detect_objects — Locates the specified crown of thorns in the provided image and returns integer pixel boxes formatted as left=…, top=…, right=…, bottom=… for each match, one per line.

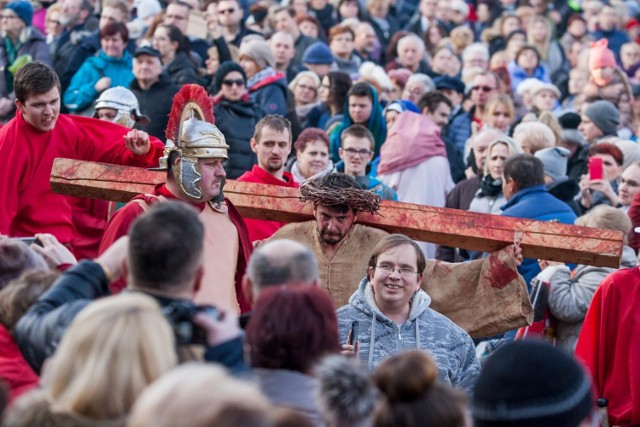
left=299, top=180, right=381, bottom=214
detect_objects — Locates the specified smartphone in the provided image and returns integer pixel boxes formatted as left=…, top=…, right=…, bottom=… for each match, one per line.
left=10, top=237, right=42, bottom=246
left=589, top=157, right=604, bottom=181
left=349, top=321, right=359, bottom=346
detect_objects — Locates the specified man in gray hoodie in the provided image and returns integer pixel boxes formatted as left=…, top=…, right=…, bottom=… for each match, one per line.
left=337, top=233, right=481, bottom=393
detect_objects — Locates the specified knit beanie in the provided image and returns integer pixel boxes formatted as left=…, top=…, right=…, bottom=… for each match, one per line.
left=584, top=100, right=620, bottom=136
left=0, top=239, right=48, bottom=289
left=473, top=340, right=593, bottom=427
left=214, top=61, right=247, bottom=93
left=4, top=0, right=33, bottom=26
left=613, top=139, right=640, bottom=168
left=302, top=41, right=334, bottom=65
left=535, top=146, right=570, bottom=181
left=589, top=39, right=617, bottom=70
left=238, top=39, right=275, bottom=69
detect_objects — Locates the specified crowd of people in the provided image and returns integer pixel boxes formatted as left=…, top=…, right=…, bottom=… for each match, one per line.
left=1, top=0, right=640, bottom=424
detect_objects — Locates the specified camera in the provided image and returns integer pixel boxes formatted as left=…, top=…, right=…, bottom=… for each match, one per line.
left=161, top=301, right=220, bottom=346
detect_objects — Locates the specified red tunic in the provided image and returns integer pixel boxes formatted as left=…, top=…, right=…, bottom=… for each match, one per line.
left=0, top=112, right=164, bottom=245
left=237, top=165, right=298, bottom=241
left=575, top=267, right=640, bottom=426
left=0, top=324, right=38, bottom=404
left=99, top=184, right=253, bottom=313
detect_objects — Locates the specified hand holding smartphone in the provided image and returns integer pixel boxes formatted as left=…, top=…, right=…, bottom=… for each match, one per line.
left=349, top=321, right=359, bottom=346
left=589, top=157, right=604, bottom=181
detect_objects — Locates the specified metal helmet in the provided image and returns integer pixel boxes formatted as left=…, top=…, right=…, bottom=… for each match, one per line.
left=158, top=84, right=229, bottom=203
left=93, top=86, right=150, bottom=128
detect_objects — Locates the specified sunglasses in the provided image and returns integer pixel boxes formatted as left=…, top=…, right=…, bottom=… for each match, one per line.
left=223, top=78, right=245, bottom=87
left=218, top=7, right=236, bottom=14
left=472, top=85, right=495, bottom=92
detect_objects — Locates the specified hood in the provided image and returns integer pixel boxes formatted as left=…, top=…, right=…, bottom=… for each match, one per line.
left=95, top=49, right=132, bottom=64
left=349, top=277, right=431, bottom=323
left=338, top=83, right=386, bottom=153
left=620, top=245, right=638, bottom=268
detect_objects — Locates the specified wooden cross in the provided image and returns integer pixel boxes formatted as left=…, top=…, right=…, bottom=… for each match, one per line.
left=50, top=158, right=623, bottom=268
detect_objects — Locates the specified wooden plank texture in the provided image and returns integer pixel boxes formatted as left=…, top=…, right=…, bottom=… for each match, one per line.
left=50, top=158, right=623, bottom=267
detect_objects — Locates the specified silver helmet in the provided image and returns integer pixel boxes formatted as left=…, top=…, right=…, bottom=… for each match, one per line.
left=93, top=86, right=150, bottom=128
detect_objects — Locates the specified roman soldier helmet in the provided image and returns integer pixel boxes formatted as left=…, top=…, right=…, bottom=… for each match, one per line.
left=157, top=84, right=229, bottom=203
left=93, top=86, right=150, bottom=128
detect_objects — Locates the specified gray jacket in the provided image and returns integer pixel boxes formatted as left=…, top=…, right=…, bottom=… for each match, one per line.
left=337, top=278, right=481, bottom=393
left=547, top=245, right=637, bottom=351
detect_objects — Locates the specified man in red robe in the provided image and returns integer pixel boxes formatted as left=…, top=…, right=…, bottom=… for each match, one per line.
left=0, top=62, right=164, bottom=249
left=99, top=85, right=253, bottom=313
left=237, top=114, right=298, bottom=241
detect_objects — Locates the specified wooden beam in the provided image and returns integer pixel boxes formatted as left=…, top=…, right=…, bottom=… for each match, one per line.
left=50, top=158, right=623, bottom=267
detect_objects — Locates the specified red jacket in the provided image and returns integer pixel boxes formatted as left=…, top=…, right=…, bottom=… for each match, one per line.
left=0, top=112, right=164, bottom=245
left=237, top=165, right=298, bottom=241
left=575, top=267, right=640, bottom=426
left=0, top=324, right=38, bottom=403
left=99, top=184, right=253, bottom=313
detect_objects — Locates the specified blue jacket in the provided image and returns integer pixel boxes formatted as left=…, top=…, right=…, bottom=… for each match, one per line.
left=507, top=61, right=551, bottom=94
left=63, top=50, right=134, bottom=112
left=501, top=185, right=577, bottom=286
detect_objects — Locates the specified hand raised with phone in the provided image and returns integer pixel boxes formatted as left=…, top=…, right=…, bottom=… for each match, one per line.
left=341, top=321, right=360, bottom=357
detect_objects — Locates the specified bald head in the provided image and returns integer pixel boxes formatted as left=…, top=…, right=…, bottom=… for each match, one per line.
left=245, top=239, right=319, bottom=302
left=472, top=128, right=503, bottom=172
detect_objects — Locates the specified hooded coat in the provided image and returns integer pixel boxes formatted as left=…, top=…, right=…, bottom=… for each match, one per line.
left=328, top=84, right=386, bottom=162
left=337, top=278, right=480, bottom=393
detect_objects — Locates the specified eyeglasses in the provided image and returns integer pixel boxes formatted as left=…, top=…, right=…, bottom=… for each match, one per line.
left=376, top=264, right=417, bottom=278
left=218, top=7, right=236, bottom=14
left=223, top=78, right=244, bottom=87
left=472, top=85, right=496, bottom=92
left=618, top=177, right=640, bottom=187
left=165, top=14, right=187, bottom=20
left=343, top=148, right=371, bottom=156
left=0, top=14, right=18, bottom=20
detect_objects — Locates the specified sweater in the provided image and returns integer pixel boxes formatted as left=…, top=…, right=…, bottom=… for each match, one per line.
left=337, top=278, right=481, bottom=392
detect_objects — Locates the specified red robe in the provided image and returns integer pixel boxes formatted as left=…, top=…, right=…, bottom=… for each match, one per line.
left=0, top=324, right=38, bottom=404
left=0, top=112, right=164, bottom=245
left=99, top=184, right=253, bottom=313
left=575, top=267, right=640, bottom=426
left=237, top=165, right=298, bottom=241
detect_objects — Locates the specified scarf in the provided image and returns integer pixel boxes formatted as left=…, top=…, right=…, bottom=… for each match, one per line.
left=478, top=174, right=503, bottom=197
left=247, top=67, right=277, bottom=89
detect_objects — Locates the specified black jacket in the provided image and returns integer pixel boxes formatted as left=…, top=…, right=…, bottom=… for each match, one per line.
left=14, top=261, right=246, bottom=374
left=214, top=97, right=265, bottom=179
left=165, top=51, right=201, bottom=87
left=130, top=73, right=180, bottom=141
left=249, top=74, right=302, bottom=141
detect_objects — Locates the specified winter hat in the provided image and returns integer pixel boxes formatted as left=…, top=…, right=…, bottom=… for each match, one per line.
left=473, top=340, right=593, bottom=427
left=134, top=0, right=162, bottom=21
left=238, top=39, right=275, bottom=69
left=530, top=81, right=561, bottom=98
left=589, top=39, right=617, bottom=71
left=516, top=78, right=542, bottom=97
left=4, top=0, right=33, bottom=26
left=387, top=68, right=412, bottom=87
left=302, top=41, right=334, bottom=65
left=0, top=239, right=48, bottom=289
left=535, top=146, right=570, bottom=181
left=613, top=139, right=640, bottom=168
left=214, top=61, right=247, bottom=93
left=584, top=100, right=620, bottom=136
left=434, top=75, right=465, bottom=94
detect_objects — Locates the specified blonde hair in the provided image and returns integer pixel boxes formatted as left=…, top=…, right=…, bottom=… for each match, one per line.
left=45, top=293, right=177, bottom=419
left=576, top=205, right=631, bottom=244
left=128, top=363, right=270, bottom=427
left=485, top=94, right=515, bottom=123
left=450, top=26, right=474, bottom=54
left=483, top=136, right=524, bottom=176
left=288, top=70, right=321, bottom=101
left=527, top=15, right=553, bottom=60
left=513, top=121, right=555, bottom=153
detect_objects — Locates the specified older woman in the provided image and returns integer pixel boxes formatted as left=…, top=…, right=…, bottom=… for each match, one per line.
left=469, top=136, right=523, bottom=217
left=542, top=205, right=637, bottom=351
left=63, top=22, right=133, bottom=114
left=289, top=71, right=321, bottom=128
left=385, top=33, right=429, bottom=74
left=289, top=127, right=332, bottom=183
left=152, top=24, right=200, bottom=86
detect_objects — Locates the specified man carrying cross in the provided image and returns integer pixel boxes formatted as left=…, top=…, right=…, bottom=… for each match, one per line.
left=99, top=84, right=253, bottom=313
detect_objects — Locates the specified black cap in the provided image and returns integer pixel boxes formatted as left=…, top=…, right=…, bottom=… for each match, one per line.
left=558, top=111, right=581, bottom=129
left=134, top=46, right=161, bottom=60
left=434, top=75, right=465, bottom=94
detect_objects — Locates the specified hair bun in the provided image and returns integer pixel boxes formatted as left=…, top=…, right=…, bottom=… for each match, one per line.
left=374, top=351, right=437, bottom=402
